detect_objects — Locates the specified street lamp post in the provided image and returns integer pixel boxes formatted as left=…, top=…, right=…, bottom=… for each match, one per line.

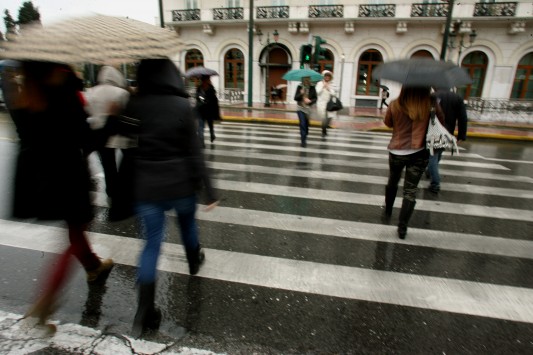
left=440, top=0, right=455, bottom=60
left=447, top=21, right=477, bottom=64
left=261, top=29, right=279, bottom=107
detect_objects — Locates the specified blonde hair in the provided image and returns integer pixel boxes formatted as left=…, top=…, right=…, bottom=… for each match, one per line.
left=393, top=87, right=433, bottom=121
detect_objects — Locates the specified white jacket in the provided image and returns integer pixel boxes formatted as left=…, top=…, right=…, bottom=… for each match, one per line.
left=85, top=66, right=132, bottom=148
left=315, top=80, right=336, bottom=120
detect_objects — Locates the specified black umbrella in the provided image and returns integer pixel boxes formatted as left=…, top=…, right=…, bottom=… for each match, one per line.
left=373, top=58, right=472, bottom=88
left=184, top=66, right=219, bottom=78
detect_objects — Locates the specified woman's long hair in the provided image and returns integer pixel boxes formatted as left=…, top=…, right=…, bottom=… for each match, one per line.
left=393, top=86, right=433, bottom=121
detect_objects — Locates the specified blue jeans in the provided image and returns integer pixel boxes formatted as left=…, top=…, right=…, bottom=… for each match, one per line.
left=135, top=195, right=199, bottom=284
left=297, top=110, right=309, bottom=144
left=427, top=149, right=444, bottom=189
left=197, top=117, right=214, bottom=146
left=386, top=149, right=429, bottom=202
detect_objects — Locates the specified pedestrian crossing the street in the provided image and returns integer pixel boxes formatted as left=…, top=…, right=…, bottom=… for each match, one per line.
left=1, top=122, right=533, bottom=353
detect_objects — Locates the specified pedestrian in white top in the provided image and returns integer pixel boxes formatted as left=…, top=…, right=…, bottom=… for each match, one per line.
left=85, top=66, right=131, bottom=199
left=315, top=70, right=335, bottom=137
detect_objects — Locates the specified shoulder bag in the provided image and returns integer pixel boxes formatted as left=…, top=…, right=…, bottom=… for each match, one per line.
left=326, top=95, right=343, bottom=112
left=426, top=106, right=459, bottom=156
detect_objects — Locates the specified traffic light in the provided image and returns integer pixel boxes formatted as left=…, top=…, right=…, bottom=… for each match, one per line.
left=300, top=44, right=312, bottom=68
left=313, top=36, right=327, bottom=64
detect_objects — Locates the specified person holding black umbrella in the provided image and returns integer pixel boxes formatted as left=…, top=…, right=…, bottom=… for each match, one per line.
left=195, top=75, right=221, bottom=147
left=383, top=86, right=445, bottom=239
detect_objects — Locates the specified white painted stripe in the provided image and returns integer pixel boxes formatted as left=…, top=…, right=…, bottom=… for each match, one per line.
left=204, top=148, right=533, bottom=184
left=215, top=130, right=475, bottom=157
left=209, top=161, right=533, bottom=199
left=209, top=141, right=508, bottom=170
left=1, top=219, right=532, bottom=324
left=208, top=179, right=533, bottom=221
left=88, top=193, right=533, bottom=261
left=0, top=310, right=220, bottom=354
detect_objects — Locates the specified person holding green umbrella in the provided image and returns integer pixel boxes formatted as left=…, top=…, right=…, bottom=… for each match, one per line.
left=293, top=76, right=317, bottom=147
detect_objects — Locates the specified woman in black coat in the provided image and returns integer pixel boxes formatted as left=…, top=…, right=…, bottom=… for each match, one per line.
left=118, top=59, right=218, bottom=338
left=7, top=61, right=113, bottom=331
left=195, top=75, right=221, bottom=146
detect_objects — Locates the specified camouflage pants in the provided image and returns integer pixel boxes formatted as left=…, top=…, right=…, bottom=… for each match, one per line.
left=386, top=149, right=429, bottom=202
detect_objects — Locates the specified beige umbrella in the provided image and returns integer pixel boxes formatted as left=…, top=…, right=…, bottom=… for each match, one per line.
left=0, top=14, right=183, bottom=64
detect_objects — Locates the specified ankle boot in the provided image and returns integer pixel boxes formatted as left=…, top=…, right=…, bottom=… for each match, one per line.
left=186, top=245, right=205, bottom=275
left=384, top=186, right=398, bottom=217
left=397, top=199, right=416, bottom=239
left=132, top=282, right=161, bottom=338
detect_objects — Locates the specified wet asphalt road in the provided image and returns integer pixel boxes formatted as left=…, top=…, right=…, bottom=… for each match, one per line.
left=1, top=111, right=533, bottom=354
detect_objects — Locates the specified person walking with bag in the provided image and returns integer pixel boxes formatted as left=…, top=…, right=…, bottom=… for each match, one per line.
left=294, top=76, right=317, bottom=147
left=6, top=61, right=114, bottom=332
left=426, top=87, right=468, bottom=193
left=383, top=86, right=445, bottom=239
left=315, top=70, right=336, bottom=137
left=115, top=59, right=218, bottom=338
left=85, top=66, right=132, bottom=199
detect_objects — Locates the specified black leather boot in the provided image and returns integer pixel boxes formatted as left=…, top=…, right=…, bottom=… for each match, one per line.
left=186, top=245, right=205, bottom=275
left=132, top=282, right=161, bottom=338
left=397, top=199, right=416, bottom=239
left=384, top=185, right=398, bottom=217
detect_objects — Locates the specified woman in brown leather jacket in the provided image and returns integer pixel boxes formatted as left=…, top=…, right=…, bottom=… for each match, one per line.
left=383, top=86, right=444, bottom=239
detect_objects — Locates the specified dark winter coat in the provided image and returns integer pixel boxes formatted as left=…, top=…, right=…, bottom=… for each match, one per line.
left=195, top=84, right=221, bottom=122
left=436, top=90, right=468, bottom=141
left=119, top=59, right=216, bottom=204
left=9, top=66, right=95, bottom=224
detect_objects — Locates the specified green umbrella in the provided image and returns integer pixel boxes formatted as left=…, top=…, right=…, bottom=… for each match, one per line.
left=282, top=69, right=323, bottom=82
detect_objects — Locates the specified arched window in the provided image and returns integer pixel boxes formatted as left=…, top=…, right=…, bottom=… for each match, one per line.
left=185, top=49, right=204, bottom=71
left=357, top=49, right=383, bottom=96
left=411, top=50, right=434, bottom=59
left=316, top=49, right=335, bottom=73
left=511, top=52, right=533, bottom=99
left=224, top=48, right=245, bottom=89
left=457, top=51, right=488, bottom=99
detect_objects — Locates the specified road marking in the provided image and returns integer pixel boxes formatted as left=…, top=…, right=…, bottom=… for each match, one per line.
left=1, top=219, right=532, bottom=324
left=208, top=161, right=533, bottom=199
left=203, top=148, right=533, bottom=184
left=0, top=310, right=220, bottom=355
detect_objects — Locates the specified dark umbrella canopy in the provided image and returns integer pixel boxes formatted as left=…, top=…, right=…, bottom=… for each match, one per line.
left=184, top=66, right=219, bottom=78
left=373, top=58, right=472, bottom=88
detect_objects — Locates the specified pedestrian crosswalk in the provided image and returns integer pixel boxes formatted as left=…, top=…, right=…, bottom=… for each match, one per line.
left=2, top=121, right=533, bottom=353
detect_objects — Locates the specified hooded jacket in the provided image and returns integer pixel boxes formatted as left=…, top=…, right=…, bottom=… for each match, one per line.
left=85, top=66, right=132, bottom=148
left=121, top=59, right=216, bottom=203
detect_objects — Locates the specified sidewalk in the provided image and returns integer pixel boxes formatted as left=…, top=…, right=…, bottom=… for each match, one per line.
left=220, top=103, right=533, bottom=142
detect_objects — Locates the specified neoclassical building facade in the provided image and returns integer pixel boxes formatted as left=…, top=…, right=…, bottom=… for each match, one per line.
left=162, top=0, right=533, bottom=119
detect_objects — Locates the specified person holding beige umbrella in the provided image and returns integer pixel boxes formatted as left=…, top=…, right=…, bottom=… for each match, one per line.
left=1, top=14, right=189, bottom=336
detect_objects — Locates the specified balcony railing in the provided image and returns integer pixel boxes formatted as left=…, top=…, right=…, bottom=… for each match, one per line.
left=411, top=3, right=448, bottom=17
left=308, top=5, right=344, bottom=18
left=257, top=6, right=289, bottom=19
left=359, top=4, right=396, bottom=18
left=171, top=9, right=201, bottom=22
left=213, top=7, right=244, bottom=20
left=474, top=2, right=517, bottom=17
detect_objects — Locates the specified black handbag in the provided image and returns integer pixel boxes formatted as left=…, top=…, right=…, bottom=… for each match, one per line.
left=326, top=96, right=343, bottom=112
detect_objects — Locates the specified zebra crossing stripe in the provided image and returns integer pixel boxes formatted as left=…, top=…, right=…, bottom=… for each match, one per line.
left=208, top=161, right=533, bottom=199
left=206, top=141, right=509, bottom=170
left=88, top=192, right=533, bottom=260
left=208, top=179, right=533, bottom=222
left=1, top=219, right=532, bottom=324
left=204, top=148, right=533, bottom=183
